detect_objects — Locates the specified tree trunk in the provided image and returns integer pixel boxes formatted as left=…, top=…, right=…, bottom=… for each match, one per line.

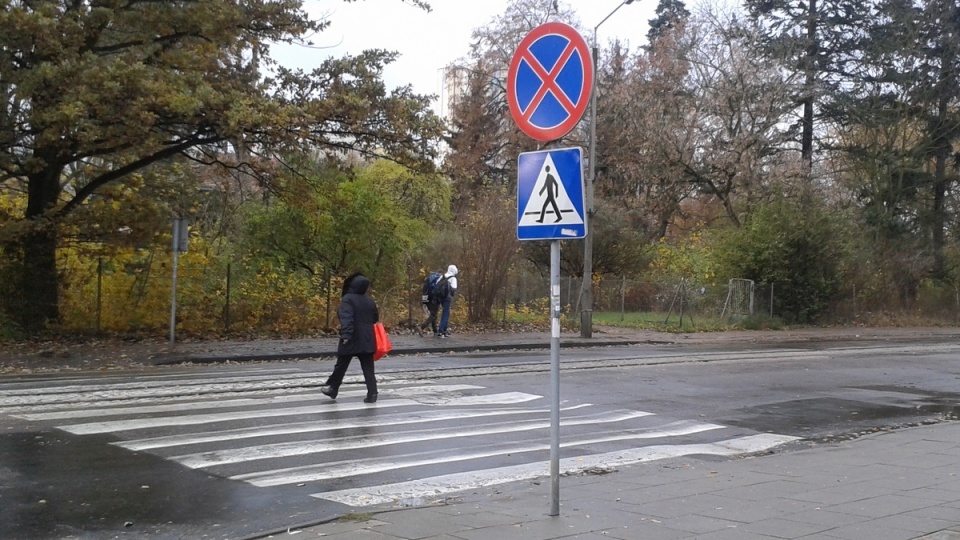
left=801, top=0, right=818, bottom=173
left=8, top=164, right=64, bottom=331
left=927, top=0, right=959, bottom=282
left=10, top=228, right=60, bottom=331
left=931, top=102, right=948, bottom=281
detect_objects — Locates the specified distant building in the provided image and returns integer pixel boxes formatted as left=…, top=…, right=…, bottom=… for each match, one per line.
left=438, top=64, right=506, bottom=122
left=439, top=65, right=468, bottom=122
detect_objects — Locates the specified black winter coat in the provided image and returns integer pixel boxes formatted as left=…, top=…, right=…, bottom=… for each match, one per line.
left=337, top=274, right=380, bottom=356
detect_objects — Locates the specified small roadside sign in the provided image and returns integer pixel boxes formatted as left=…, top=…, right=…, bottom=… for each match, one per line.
left=517, top=148, right=586, bottom=240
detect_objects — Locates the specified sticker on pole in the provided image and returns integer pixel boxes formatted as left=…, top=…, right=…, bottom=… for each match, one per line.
left=517, top=148, right=586, bottom=240
left=507, top=22, right=593, bottom=142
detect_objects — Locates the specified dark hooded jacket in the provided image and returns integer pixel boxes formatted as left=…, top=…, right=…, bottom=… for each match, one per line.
left=337, top=274, right=379, bottom=356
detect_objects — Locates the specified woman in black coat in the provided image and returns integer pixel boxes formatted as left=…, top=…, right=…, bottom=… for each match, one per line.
left=321, top=272, right=380, bottom=403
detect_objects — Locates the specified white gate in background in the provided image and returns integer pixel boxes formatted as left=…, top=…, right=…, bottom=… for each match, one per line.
left=721, top=278, right=754, bottom=319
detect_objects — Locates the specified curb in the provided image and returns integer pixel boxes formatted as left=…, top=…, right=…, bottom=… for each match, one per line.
left=151, top=339, right=649, bottom=366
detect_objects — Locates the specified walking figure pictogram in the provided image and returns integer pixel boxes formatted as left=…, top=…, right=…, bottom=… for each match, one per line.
left=537, top=166, right=563, bottom=223
left=517, top=148, right=585, bottom=240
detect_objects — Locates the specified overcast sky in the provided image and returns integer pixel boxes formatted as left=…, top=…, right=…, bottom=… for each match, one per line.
left=270, top=0, right=659, bottom=112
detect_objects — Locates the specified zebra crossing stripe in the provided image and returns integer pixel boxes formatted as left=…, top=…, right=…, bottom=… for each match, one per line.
left=0, top=372, right=337, bottom=406
left=116, top=405, right=593, bottom=451
left=14, top=384, right=484, bottom=421
left=14, top=392, right=327, bottom=420
left=2, top=373, right=808, bottom=514
left=0, top=370, right=311, bottom=397
left=232, top=419, right=726, bottom=487
left=54, top=392, right=542, bottom=435
left=311, top=433, right=800, bottom=507
left=172, top=409, right=656, bottom=468
left=0, top=372, right=419, bottom=409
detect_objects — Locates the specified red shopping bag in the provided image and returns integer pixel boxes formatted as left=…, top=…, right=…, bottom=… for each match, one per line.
left=373, top=322, right=392, bottom=361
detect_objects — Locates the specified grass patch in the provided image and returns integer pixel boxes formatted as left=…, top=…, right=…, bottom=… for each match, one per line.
left=0, top=314, right=21, bottom=342
left=737, top=314, right=785, bottom=330
left=592, top=311, right=790, bottom=332
left=594, top=311, right=728, bottom=332
left=500, top=308, right=788, bottom=333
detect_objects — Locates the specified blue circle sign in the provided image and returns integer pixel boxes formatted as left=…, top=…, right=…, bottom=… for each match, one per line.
left=507, top=22, right=594, bottom=142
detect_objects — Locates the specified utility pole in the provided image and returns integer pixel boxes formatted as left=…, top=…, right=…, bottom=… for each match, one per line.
left=582, top=0, right=637, bottom=338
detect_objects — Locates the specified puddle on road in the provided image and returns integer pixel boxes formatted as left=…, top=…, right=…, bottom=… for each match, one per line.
left=722, top=387, right=959, bottom=439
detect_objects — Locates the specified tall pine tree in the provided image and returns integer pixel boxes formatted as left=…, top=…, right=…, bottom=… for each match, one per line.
left=744, top=0, right=869, bottom=172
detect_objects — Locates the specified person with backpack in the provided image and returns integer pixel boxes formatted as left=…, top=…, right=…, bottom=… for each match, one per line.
left=418, top=269, right=443, bottom=337
left=437, top=264, right=458, bottom=338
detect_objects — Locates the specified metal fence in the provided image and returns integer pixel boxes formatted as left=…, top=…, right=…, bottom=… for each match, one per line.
left=493, top=272, right=960, bottom=326
left=62, top=251, right=960, bottom=337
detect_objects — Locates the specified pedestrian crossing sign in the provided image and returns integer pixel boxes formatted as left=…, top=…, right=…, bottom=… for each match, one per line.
left=517, top=148, right=586, bottom=240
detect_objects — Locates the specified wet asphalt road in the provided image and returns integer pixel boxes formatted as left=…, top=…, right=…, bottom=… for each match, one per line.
left=1, top=340, right=958, bottom=539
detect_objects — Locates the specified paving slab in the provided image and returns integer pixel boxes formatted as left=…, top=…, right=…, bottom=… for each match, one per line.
left=290, top=423, right=960, bottom=540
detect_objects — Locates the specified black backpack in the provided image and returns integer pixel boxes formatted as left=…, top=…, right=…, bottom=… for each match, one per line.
left=421, top=272, right=442, bottom=305
left=431, top=276, right=451, bottom=303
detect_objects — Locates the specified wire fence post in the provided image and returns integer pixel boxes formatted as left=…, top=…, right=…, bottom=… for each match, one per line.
left=770, top=282, right=774, bottom=317
left=502, top=282, right=508, bottom=323
left=224, top=263, right=232, bottom=333
left=853, top=283, right=857, bottom=319
left=620, top=275, right=626, bottom=322
left=325, top=270, right=332, bottom=329
left=96, top=257, right=103, bottom=335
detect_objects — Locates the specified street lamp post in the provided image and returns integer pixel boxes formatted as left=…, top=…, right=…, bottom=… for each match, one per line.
left=582, top=0, right=635, bottom=338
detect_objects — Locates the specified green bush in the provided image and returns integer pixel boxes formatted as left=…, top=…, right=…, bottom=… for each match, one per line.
left=0, top=312, right=21, bottom=341
left=712, top=196, right=847, bottom=324
left=738, top=314, right=785, bottom=330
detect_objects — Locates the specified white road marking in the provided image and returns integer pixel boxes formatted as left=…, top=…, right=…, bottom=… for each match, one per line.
left=3, top=373, right=804, bottom=512
left=311, top=433, right=800, bottom=506
left=173, top=410, right=655, bottom=468
left=0, top=372, right=417, bottom=408
left=0, top=371, right=329, bottom=401
left=619, top=344, right=960, bottom=366
left=13, top=384, right=483, bottom=421
left=234, top=419, right=726, bottom=486
left=55, top=392, right=542, bottom=435
left=0, top=377, right=423, bottom=415
left=117, top=405, right=593, bottom=451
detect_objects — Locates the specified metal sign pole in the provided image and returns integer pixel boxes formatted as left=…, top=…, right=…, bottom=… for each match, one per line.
left=549, top=239, right=561, bottom=516
left=508, top=21, right=592, bottom=518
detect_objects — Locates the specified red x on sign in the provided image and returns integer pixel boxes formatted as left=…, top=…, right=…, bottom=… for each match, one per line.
left=507, top=22, right=593, bottom=142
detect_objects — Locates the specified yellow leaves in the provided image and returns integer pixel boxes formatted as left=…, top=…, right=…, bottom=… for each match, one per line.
left=0, top=191, right=26, bottom=220
left=56, top=242, right=337, bottom=337
left=649, top=235, right=718, bottom=284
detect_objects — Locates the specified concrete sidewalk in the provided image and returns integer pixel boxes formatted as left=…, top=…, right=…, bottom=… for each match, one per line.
left=151, top=330, right=650, bottom=365
left=5, top=325, right=959, bottom=373
left=149, top=325, right=960, bottom=366
left=275, top=422, right=960, bottom=540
